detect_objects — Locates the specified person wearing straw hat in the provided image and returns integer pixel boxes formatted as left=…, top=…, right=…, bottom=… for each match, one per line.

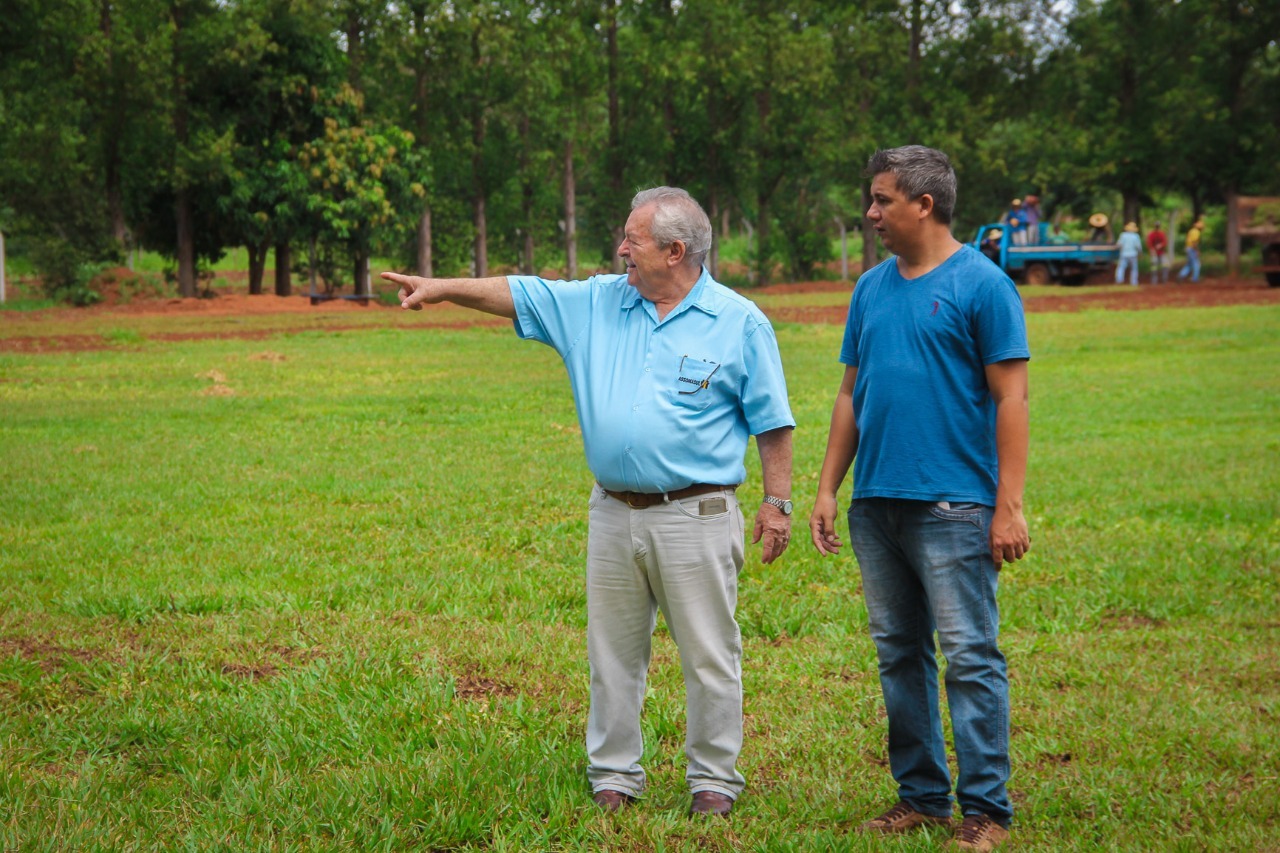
left=1087, top=212, right=1111, bottom=243
left=1178, top=219, right=1205, bottom=282
left=1116, top=222, right=1143, bottom=286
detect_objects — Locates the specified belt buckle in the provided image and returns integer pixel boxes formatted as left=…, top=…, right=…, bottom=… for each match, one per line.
left=626, top=493, right=649, bottom=509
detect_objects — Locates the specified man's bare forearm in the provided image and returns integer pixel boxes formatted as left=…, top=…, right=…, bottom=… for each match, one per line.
left=381, top=272, right=516, bottom=318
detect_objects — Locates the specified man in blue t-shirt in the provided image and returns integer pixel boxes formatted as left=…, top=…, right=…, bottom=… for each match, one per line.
left=809, top=146, right=1030, bottom=852
left=383, top=187, right=795, bottom=819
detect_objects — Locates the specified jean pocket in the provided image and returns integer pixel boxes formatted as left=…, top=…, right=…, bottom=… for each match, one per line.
left=928, top=501, right=987, bottom=526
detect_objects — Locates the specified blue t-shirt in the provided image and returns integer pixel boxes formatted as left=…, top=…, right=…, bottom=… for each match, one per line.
left=840, top=245, right=1029, bottom=505
left=510, top=270, right=795, bottom=493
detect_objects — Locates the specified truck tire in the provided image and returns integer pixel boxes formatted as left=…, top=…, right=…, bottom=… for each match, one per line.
left=1024, top=263, right=1051, bottom=286
left=1265, top=243, right=1280, bottom=287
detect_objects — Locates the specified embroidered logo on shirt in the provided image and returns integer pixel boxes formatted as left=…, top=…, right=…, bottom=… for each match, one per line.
left=931, top=301, right=940, bottom=316
left=677, top=355, right=720, bottom=394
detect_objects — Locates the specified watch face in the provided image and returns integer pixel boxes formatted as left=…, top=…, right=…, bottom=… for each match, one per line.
left=782, top=499, right=794, bottom=515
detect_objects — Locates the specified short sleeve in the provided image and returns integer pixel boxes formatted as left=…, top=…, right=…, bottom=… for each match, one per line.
left=509, top=275, right=594, bottom=355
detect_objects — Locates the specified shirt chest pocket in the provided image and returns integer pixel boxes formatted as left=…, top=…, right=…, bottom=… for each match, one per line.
left=669, top=355, right=720, bottom=411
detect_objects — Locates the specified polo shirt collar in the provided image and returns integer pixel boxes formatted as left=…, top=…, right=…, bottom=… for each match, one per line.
left=621, top=267, right=720, bottom=322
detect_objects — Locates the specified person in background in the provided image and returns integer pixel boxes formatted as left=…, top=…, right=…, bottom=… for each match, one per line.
left=1087, top=213, right=1112, bottom=243
left=383, top=187, right=796, bottom=819
left=1002, top=199, right=1026, bottom=246
left=811, top=145, right=1029, bottom=852
left=980, top=228, right=1002, bottom=263
left=1116, top=222, right=1143, bottom=286
left=1021, top=196, right=1042, bottom=245
left=1146, top=222, right=1168, bottom=284
left=1178, top=219, right=1204, bottom=282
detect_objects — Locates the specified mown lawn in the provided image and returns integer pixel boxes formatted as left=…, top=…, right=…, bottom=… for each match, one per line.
left=1, top=301, right=1277, bottom=851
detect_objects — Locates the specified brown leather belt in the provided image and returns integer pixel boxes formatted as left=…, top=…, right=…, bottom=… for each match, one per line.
left=602, top=483, right=734, bottom=509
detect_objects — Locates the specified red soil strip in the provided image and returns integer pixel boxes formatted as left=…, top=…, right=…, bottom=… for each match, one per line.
left=2, top=277, right=1275, bottom=354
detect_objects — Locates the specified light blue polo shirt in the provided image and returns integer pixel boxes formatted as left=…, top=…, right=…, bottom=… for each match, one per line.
left=509, top=270, right=795, bottom=493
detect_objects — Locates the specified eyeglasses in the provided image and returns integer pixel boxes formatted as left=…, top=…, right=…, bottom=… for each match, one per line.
left=677, top=356, right=720, bottom=395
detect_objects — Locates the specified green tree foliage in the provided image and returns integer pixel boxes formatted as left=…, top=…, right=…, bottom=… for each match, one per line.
left=3, top=0, right=1278, bottom=300
left=297, top=93, right=425, bottom=295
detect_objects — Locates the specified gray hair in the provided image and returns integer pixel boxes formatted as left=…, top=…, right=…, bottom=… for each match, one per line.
left=631, top=186, right=713, bottom=266
left=864, top=145, right=957, bottom=224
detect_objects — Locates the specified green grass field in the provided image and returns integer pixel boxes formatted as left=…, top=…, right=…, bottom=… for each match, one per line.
left=1, top=300, right=1277, bottom=851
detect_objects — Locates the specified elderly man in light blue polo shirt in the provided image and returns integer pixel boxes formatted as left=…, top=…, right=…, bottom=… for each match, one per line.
left=382, top=186, right=795, bottom=818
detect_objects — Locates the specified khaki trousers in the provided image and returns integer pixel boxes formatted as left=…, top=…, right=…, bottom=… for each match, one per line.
left=584, top=483, right=746, bottom=800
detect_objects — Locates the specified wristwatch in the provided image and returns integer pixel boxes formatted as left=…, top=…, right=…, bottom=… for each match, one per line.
left=762, top=495, right=793, bottom=515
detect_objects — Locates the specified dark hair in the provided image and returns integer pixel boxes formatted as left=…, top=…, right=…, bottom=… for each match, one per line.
left=864, top=145, right=957, bottom=224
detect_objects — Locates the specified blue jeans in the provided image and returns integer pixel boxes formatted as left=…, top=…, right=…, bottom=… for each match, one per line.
left=1178, top=247, right=1200, bottom=282
left=1116, top=255, right=1139, bottom=286
left=848, top=499, right=1011, bottom=824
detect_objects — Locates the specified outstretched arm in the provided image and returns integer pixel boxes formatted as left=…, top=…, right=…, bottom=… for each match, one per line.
left=380, top=272, right=516, bottom=319
left=809, top=365, right=858, bottom=556
left=986, top=358, right=1030, bottom=568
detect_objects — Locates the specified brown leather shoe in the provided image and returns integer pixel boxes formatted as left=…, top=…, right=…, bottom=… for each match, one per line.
left=859, top=801, right=952, bottom=834
left=592, top=789, right=635, bottom=813
left=689, top=791, right=734, bottom=817
left=950, top=813, right=1010, bottom=851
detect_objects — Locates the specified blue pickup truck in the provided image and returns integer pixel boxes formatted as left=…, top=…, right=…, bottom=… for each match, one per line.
left=971, top=222, right=1118, bottom=285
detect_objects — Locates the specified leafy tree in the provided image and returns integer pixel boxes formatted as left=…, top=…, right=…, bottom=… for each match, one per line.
left=221, top=0, right=344, bottom=295
left=297, top=93, right=425, bottom=295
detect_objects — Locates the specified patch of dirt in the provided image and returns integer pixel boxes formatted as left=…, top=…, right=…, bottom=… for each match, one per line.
left=0, top=637, right=118, bottom=672
left=453, top=674, right=516, bottom=702
left=3, top=275, right=1276, bottom=353
left=760, top=276, right=1280, bottom=324
left=221, top=662, right=279, bottom=681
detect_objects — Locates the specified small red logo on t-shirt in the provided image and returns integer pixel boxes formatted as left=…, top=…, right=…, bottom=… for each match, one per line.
left=931, top=301, right=939, bottom=316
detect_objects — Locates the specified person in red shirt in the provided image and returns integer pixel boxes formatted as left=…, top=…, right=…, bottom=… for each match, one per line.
left=1147, top=224, right=1168, bottom=284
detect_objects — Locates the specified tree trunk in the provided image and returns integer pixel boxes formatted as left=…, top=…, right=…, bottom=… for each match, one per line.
left=564, top=138, right=577, bottom=279
left=346, top=11, right=363, bottom=92
left=606, top=0, right=624, bottom=273
left=171, top=1, right=195, bottom=298
left=417, top=206, right=433, bottom=277
left=908, top=0, right=921, bottom=95
left=175, top=189, right=196, bottom=297
left=708, top=189, right=720, bottom=279
left=308, top=236, right=319, bottom=293
left=412, top=6, right=432, bottom=279
left=274, top=241, right=292, bottom=296
left=520, top=114, right=535, bottom=275
left=1226, top=189, right=1239, bottom=278
left=861, top=182, right=877, bottom=275
left=353, top=251, right=369, bottom=297
left=471, top=25, right=487, bottom=279
left=248, top=241, right=267, bottom=295
left=101, top=0, right=128, bottom=250
left=1122, top=192, right=1141, bottom=231
left=106, top=151, right=128, bottom=248
left=833, top=217, right=848, bottom=283
left=755, top=195, right=771, bottom=285
left=473, top=193, right=488, bottom=278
